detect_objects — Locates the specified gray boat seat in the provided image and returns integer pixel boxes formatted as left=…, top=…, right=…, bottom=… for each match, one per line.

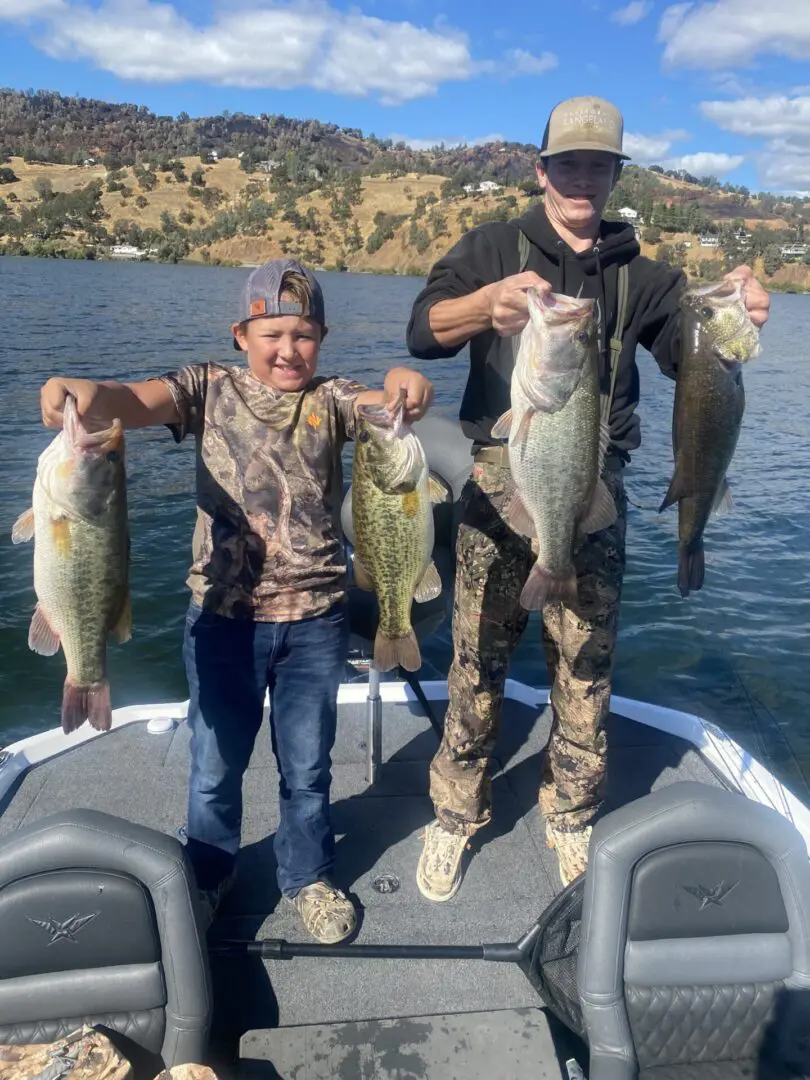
left=342, top=410, right=473, bottom=659
left=578, top=781, right=810, bottom=1080
left=0, top=808, right=212, bottom=1073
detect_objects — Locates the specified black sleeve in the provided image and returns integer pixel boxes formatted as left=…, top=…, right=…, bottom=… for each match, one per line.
left=636, top=259, right=687, bottom=380
left=405, top=224, right=507, bottom=359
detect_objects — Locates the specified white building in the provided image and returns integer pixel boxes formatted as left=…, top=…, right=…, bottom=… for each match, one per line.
left=462, top=181, right=503, bottom=194
left=699, top=235, right=720, bottom=248
left=619, top=207, right=638, bottom=221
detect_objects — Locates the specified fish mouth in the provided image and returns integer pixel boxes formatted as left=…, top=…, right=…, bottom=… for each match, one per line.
left=530, top=288, right=596, bottom=324
left=63, top=396, right=124, bottom=456
left=356, top=387, right=408, bottom=438
left=685, top=279, right=743, bottom=305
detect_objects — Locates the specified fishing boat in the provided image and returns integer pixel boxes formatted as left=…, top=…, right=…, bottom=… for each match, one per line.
left=1, top=414, right=808, bottom=1079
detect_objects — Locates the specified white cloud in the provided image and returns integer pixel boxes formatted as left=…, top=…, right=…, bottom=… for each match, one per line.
left=700, top=95, right=810, bottom=148
left=664, top=151, right=744, bottom=175
left=389, top=133, right=506, bottom=151
left=610, top=1, right=652, bottom=26
left=623, top=129, right=689, bottom=164
left=502, top=48, right=558, bottom=76
left=0, top=0, right=478, bottom=104
left=0, top=0, right=63, bottom=15
left=758, top=155, right=810, bottom=193
left=658, top=0, right=810, bottom=69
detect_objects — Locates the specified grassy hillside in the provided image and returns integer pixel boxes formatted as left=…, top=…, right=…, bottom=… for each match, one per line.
left=1, top=149, right=810, bottom=291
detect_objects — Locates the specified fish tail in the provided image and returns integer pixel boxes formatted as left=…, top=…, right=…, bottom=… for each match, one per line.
left=61, top=679, right=112, bottom=734
left=520, top=563, right=578, bottom=611
left=678, top=542, right=705, bottom=598
left=373, top=629, right=421, bottom=674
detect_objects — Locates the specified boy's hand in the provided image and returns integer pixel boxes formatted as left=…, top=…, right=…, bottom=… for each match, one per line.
left=383, top=367, right=434, bottom=423
left=41, top=377, right=103, bottom=430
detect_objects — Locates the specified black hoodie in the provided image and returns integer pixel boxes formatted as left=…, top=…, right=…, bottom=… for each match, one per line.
left=405, top=203, right=685, bottom=459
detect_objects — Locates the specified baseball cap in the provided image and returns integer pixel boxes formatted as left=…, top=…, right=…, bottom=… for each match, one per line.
left=540, top=96, right=630, bottom=160
left=233, top=258, right=326, bottom=350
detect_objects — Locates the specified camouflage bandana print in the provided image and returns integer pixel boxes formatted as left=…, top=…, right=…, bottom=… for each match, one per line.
left=431, top=460, right=627, bottom=835
left=157, top=362, right=368, bottom=622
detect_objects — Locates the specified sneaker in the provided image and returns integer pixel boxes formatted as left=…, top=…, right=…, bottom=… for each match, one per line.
left=416, top=820, right=470, bottom=902
left=292, top=881, right=357, bottom=945
left=197, top=869, right=236, bottom=933
left=545, top=821, right=592, bottom=887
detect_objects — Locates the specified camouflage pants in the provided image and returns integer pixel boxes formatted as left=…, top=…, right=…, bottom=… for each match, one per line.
left=431, top=458, right=627, bottom=836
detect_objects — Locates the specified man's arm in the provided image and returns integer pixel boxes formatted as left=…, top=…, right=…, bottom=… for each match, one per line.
left=41, top=376, right=180, bottom=431
left=427, top=273, right=552, bottom=349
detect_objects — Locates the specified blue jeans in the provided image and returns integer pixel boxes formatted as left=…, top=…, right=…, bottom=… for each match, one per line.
left=182, top=600, right=348, bottom=897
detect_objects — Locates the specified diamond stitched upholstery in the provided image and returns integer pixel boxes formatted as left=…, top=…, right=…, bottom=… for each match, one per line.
left=0, top=1008, right=165, bottom=1050
left=640, top=1061, right=759, bottom=1080
left=626, top=982, right=781, bottom=1067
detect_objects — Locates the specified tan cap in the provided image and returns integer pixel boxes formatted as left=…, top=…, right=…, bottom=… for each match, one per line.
left=540, top=96, right=630, bottom=160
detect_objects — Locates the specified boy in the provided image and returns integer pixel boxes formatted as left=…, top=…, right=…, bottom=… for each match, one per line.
left=40, top=258, right=435, bottom=944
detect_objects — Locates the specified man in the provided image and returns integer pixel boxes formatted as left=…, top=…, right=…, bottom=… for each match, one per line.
left=405, top=96, right=770, bottom=893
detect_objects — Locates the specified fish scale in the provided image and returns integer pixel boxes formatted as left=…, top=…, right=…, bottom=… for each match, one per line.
left=493, top=288, right=616, bottom=610
left=12, top=397, right=130, bottom=733
left=351, top=397, right=441, bottom=673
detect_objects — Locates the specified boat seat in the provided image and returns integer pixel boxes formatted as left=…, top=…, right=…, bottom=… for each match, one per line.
left=578, top=781, right=810, bottom=1080
left=0, top=808, right=212, bottom=1074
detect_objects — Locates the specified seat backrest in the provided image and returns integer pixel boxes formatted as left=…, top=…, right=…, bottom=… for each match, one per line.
left=578, top=782, right=810, bottom=1080
left=0, top=808, right=211, bottom=1072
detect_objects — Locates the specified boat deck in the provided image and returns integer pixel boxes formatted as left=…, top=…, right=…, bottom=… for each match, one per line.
left=0, top=683, right=725, bottom=1077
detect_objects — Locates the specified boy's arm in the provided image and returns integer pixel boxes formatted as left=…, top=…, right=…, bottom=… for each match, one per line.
left=354, top=366, right=434, bottom=424
left=41, top=376, right=180, bottom=431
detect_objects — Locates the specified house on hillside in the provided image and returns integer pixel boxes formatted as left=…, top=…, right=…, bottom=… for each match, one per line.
left=462, top=180, right=503, bottom=194
left=699, top=235, right=720, bottom=247
left=618, top=206, right=638, bottom=221
left=780, top=243, right=808, bottom=259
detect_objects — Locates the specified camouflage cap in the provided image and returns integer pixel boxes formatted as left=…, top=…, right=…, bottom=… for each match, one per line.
left=234, top=257, right=325, bottom=349
left=540, top=96, right=630, bottom=160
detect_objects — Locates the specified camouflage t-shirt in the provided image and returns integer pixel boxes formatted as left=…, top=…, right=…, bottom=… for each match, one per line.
left=158, top=362, right=367, bottom=622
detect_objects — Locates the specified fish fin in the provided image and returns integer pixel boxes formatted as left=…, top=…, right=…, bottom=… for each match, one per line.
left=520, top=563, right=578, bottom=611
left=579, top=478, right=618, bottom=536
left=428, top=473, right=449, bottom=504
left=11, top=508, right=35, bottom=544
left=490, top=409, right=512, bottom=440
left=28, top=604, right=60, bottom=656
left=352, top=554, right=375, bottom=591
left=711, top=477, right=733, bottom=516
left=513, top=408, right=535, bottom=448
left=373, top=629, right=421, bottom=674
left=659, top=463, right=691, bottom=513
left=505, top=493, right=536, bottom=539
left=61, top=679, right=112, bottom=734
left=112, top=592, right=132, bottom=644
left=678, top=543, right=705, bottom=598
left=414, top=561, right=442, bottom=603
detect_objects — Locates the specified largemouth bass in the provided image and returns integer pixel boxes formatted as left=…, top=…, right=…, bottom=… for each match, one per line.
left=11, top=396, right=131, bottom=733
left=351, top=392, right=443, bottom=672
left=659, top=279, right=760, bottom=597
left=491, top=288, right=617, bottom=610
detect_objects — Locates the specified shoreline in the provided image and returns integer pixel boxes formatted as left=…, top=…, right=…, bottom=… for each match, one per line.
left=1, top=249, right=807, bottom=292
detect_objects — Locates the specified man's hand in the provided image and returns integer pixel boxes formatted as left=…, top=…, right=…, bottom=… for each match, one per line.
left=725, top=265, right=770, bottom=329
left=41, top=377, right=104, bottom=430
left=383, top=366, right=435, bottom=423
left=487, top=272, right=552, bottom=337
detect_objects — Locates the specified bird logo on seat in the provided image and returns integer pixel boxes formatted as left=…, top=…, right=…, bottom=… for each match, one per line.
left=27, top=911, right=99, bottom=944
left=682, top=880, right=739, bottom=910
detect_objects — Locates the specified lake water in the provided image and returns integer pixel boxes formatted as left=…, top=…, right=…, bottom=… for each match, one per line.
left=1, top=257, right=808, bottom=803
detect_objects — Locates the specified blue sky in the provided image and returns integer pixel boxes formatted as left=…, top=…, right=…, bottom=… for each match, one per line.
left=1, top=0, right=809, bottom=193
